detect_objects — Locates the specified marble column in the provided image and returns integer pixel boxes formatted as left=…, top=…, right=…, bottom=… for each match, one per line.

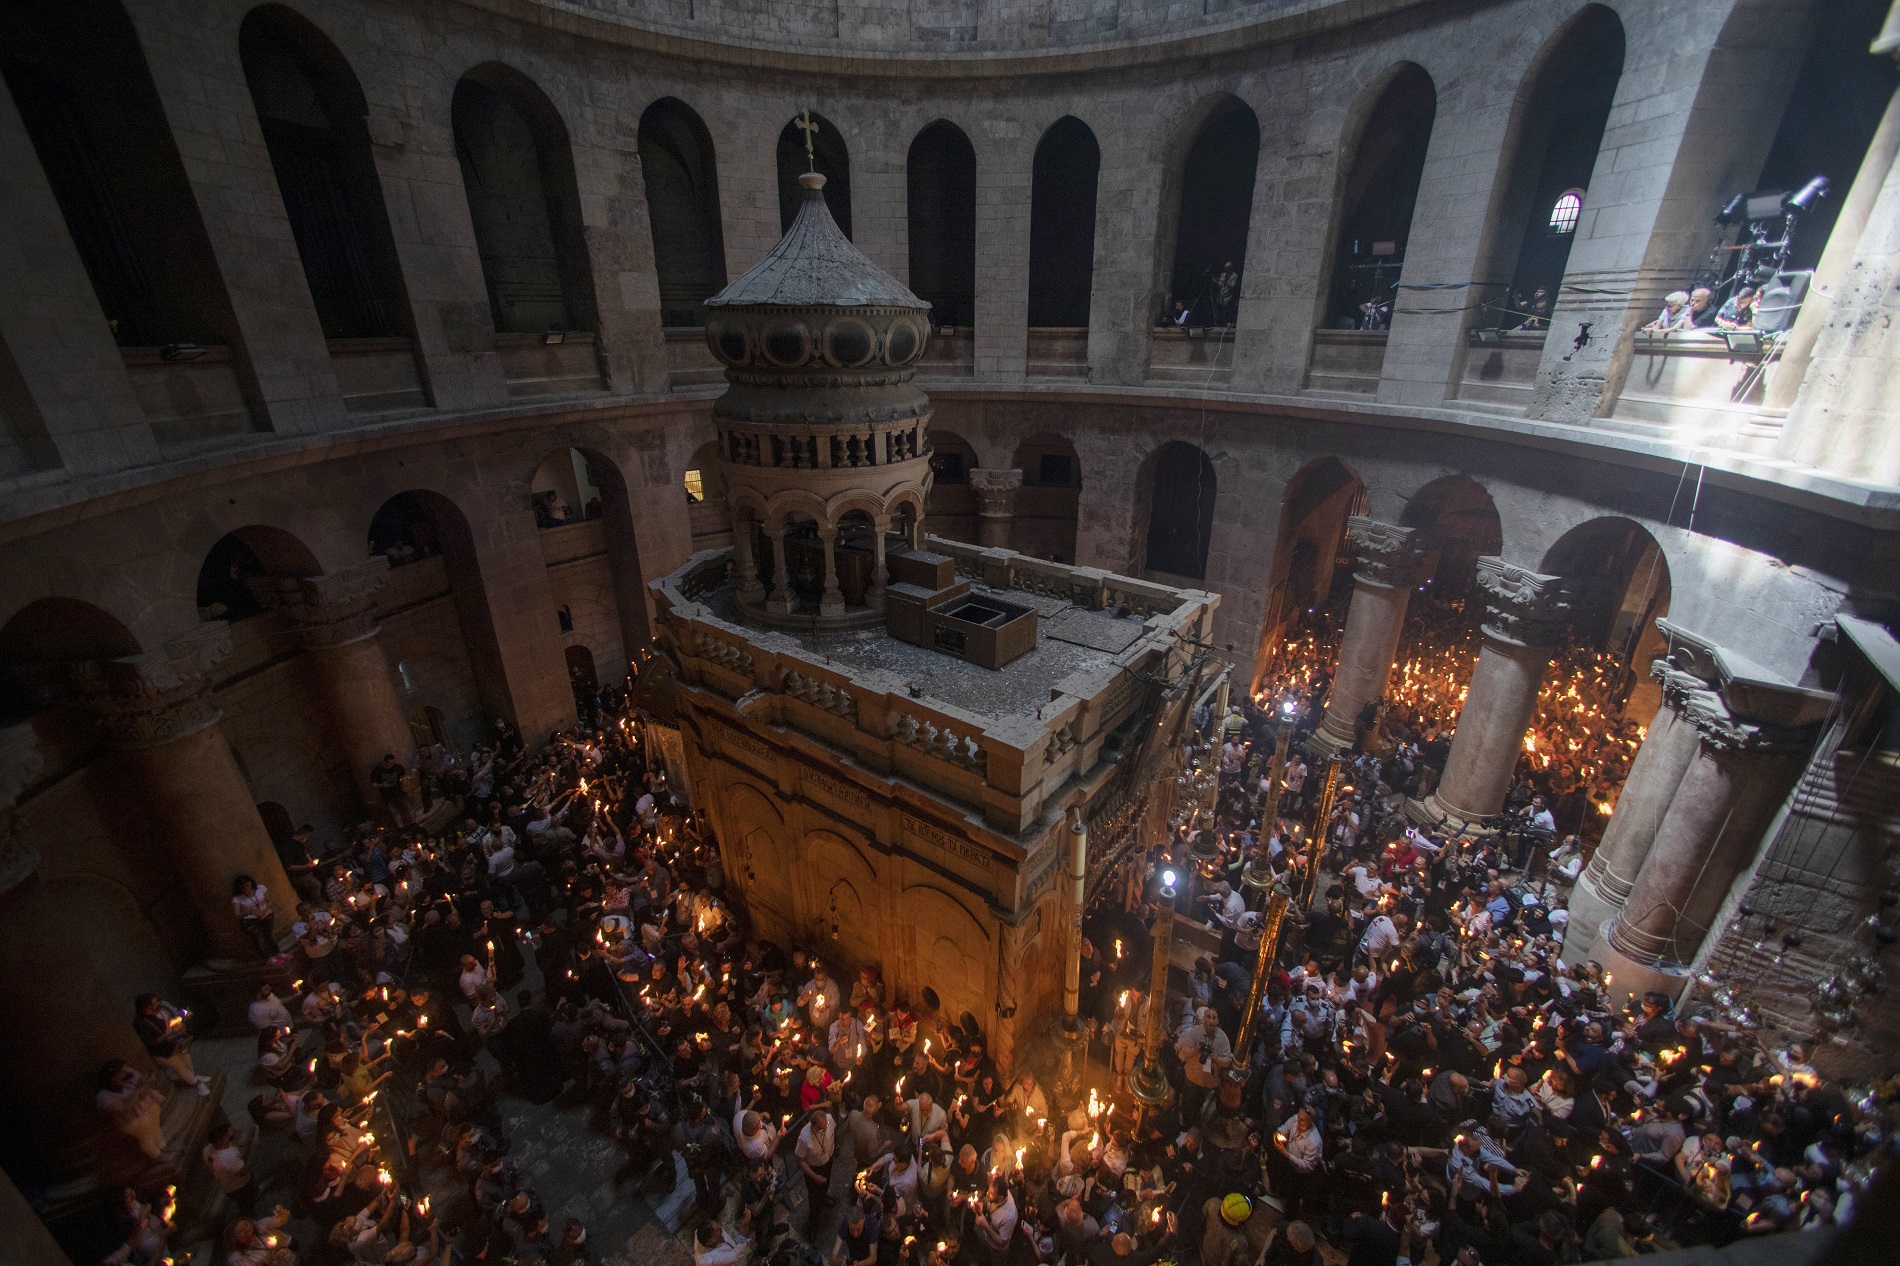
left=732, top=523, right=767, bottom=604
left=1313, top=518, right=1429, bottom=753
left=869, top=515, right=891, bottom=610
left=765, top=525, right=794, bottom=614
left=1562, top=660, right=1706, bottom=963
left=1595, top=686, right=1821, bottom=1000
left=1422, top=559, right=1574, bottom=827
left=270, top=559, right=416, bottom=818
left=817, top=525, right=845, bottom=617
left=969, top=468, right=1024, bottom=549
left=74, top=624, right=296, bottom=962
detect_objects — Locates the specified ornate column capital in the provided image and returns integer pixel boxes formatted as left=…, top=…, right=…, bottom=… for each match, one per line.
left=259, top=557, right=391, bottom=649
left=1345, top=517, right=1429, bottom=589
left=72, top=623, right=232, bottom=748
left=969, top=468, right=1024, bottom=516
left=0, top=722, right=45, bottom=897
left=1474, top=557, right=1574, bottom=647
left=1678, top=689, right=1821, bottom=758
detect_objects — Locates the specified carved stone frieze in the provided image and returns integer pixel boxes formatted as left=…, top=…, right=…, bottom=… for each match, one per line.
left=1345, top=517, right=1429, bottom=589
left=71, top=623, right=232, bottom=749
left=1474, top=557, right=1574, bottom=647
left=260, top=557, right=391, bottom=649
left=1679, top=689, right=1819, bottom=758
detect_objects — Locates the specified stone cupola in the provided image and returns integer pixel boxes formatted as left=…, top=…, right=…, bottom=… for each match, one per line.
left=703, top=171, right=935, bottom=630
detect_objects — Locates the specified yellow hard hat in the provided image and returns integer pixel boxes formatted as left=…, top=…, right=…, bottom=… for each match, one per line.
left=1220, top=1193, right=1251, bottom=1226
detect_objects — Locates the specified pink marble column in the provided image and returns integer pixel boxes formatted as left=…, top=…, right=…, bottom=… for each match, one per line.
left=969, top=468, right=1023, bottom=549
left=1596, top=689, right=1819, bottom=998
left=1562, top=660, right=1706, bottom=962
left=1313, top=518, right=1428, bottom=753
left=1423, top=558, right=1573, bottom=827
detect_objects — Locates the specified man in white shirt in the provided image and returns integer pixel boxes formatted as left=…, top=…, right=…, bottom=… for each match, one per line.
left=734, top=1108, right=779, bottom=1163
left=796, top=1109, right=836, bottom=1235
left=694, top=1221, right=749, bottom=1266
left=249, top=985, right=295, bottom=1031
left=1358, top=911, right=1407, bottom=965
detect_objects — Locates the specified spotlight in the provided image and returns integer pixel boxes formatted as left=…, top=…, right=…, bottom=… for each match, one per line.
left=1714, top=192, right=1747, bottom=226
left=1161, top=869, right=1178, bottom=889
left=1786, top=175, right=1830, bottom=212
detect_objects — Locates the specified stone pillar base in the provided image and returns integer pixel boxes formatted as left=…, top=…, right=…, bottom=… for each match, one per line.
left=1593, top=927, right=1691, bottom=1007
left=1413, top=792, right=1495, bottom=834
left=179, top=959, right=298, bottom=1038
left=1307, top=713, right=1355, bottom=756
left=1560, top=871, right=1621, bottom=967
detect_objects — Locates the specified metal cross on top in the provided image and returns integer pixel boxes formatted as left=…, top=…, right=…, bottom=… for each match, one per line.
left=794, top=109, right=819, bottom=172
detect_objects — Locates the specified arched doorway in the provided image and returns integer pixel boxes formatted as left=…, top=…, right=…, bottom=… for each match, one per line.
left=1399, top=475, right=1503, bottom=598
left=240, top=6, right=411, bottom=343
left=907, top=121, right=977, bottom=329
left=0, top=597, right=141, bottom=727
left=639, top=99, right=728, bottom=328
left=684, top=439, right=732, bottom=552
left=777, top=112, right=851, bottom=238
left=1166, top=100, right=1259, bottom=327
left=1028, top=118, right=1100, bottom=330
left=1253, top=457, right=1365, bottom=686
left=1480, top=5, right=1626, bottom=326
left=1323, top=65, right=1436, bottom=331
left=452, top=65, right=596, bottom=337
left=1138, top=441, right=1217, bottom=581
left=1010, top=433, right=1081, bottom=563
left=195, top=525, right=322, bottom=622
left=924, top=430, right=979, bottom=542
left=530, top=446, right=650, bottom=683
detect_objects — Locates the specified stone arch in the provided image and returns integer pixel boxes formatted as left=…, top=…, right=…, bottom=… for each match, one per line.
left=529, top=445, right=649, bottom=681
left=0, top=598, right=141, bottom=725
left=1473, top=3, right=1626, bottom=323
left=453, top=62, right=597, bottom=336
left=639, top=98, right=728, bottom=327
left=239, top=4, right=413, bottom=341
left=925, top=429, right=979, bottom=542
left=908, top=120, right=978, bottom=328
left=1028, top=117, right=1101, bottom=329
left=1539, top=516, right=1672, bottom=706
left=685, top=439, right=731, bottom=552
left=1136, top=440, right=1217, bottom=581
left=1320, top=63, right=1436, bottom=330
left=0, top=0, right=250, bottom=378
left=1161, top=95, right=1260, bottom=325
left=900, top=883, right=991, bottom=1023
left=805, top=828, right=881, bottom=972
left=719, top=780, right=793, bottom=937
left=1011, top=432, right=1082, bottom=563
left=195, top=525, right=323, bottom=623
left=1253, top=456, right=1365, bottom=682
left=1400, top=474, right=1503, bottom=597
left=777, top=111, right=851, bottom=238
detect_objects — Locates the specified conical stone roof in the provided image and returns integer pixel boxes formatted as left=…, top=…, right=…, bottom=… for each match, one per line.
left=708, top=173, right=927, bottom=310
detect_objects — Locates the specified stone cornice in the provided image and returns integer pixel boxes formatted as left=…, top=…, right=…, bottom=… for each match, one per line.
left=1345, top=517, right=1428, bottom=589
left=1474, top=557, right=1573, bottom=648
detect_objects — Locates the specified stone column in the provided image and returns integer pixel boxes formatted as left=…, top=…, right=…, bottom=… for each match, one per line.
left=1312, top=518, right=1428, bottom=753
left=765, top=525, right=794, bottom=614
left=1562, top=660, right=1706, bottom=963
left=271, top=559, right=416, bottom=819
left=732, top=524, right=767, bottom=604
left=1422, top=559, right=1573, bottom=827
left=817, top=525, right=845, bottom=617
left=74, top=625, right=295, bottom=962
left=869, top=516, right=891, bottom=610
left=969, top=468, right=1024, bottom=549
left=1595, top=688, right=1820, bottom=1000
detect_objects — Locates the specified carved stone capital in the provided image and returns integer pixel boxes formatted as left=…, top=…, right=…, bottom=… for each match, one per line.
left=1475, top=557, right=1574, bottom=647
left=1679, top=690, right=1818, bottom=758
left=72, top=623, right=231, bottom=748
left=0, top=723, right=45, bottom=897
left=260, top=557, right=390, bottom=649
left=969, top=468, right=1024, bottom=517
left=1346, top=517, right=1429, bottom=589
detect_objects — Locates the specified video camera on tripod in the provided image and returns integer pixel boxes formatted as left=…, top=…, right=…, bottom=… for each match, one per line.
left=1708, top=175, right=1829, bottom=332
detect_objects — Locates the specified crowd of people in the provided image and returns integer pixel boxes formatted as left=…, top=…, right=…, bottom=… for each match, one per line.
left=86, top=635, right=1892, bottom=1266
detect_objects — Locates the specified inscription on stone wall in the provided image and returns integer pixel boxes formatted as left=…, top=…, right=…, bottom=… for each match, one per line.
left=806, top=769, right=875, bottom=811
left=719, top=720, right=776, bottom=763
left=901, top=812, right=996, bottom=873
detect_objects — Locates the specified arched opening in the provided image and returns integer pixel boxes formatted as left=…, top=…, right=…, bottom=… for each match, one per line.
left=452, top=64, right=596, bottom=337
left=1027, top=117, right=1099, bottom=329
left=1010, top=433, right=1081, bottom=563
left=685, top=439, right=731, bottom=552
left=1540, top=518, right=1671, bottom=687
left=1166, top=100, right=1259, bottom=326
left=368, top=490, right=512, bottom=723
left=907, top=121, right=977, bottom=329
left=531, top=446, right=650, bottom=681
left=1481, top=5, right=1625, bottom=325
left=835, top=509, right=880, bottom=606
left=638, top=98, right=728, bottom=328
left=924, top=430, right=979, bottom=543
left=1399, top=475, right=1503, bottom=598
left=0, top=0, right=245, bottom=360
left=1139, top=441, right=1216, bottom=581
left=195, top=525, right=322, bottom=622
left=0, top=598, right=140, bottom=726
left=565, top=643, right=597, bottom=690
left=1323, top=65, right=1436, bottom=330
left=777, top=112, right=851, bottom=238
left=239, top=6, right=411, bottom=341
left=1253, top=458, right=1365, bottom=678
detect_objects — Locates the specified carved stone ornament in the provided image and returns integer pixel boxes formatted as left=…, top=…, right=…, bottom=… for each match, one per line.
left=0, top=723, right=45, bottom=896
left=970, top=468, right=1024, bottom=516
left=1346, top=517, right=1429, bottom=589
left=1474, top=557, right=1574, bottom=647
left=71, top=623, right=232, bottom=749
left=274, top=557, right=391, bottom=649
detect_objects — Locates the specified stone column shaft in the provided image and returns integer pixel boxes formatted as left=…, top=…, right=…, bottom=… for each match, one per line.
left=869, top=516, right=890, bottom=609
left=1425, top=559, right=1573, bottom=826
left=818, top=527, right=845, bottom=617
left=733, top=524, right=766, bottom=603
left=77, top=625, right=295, bottom=962
left=1314, top=518, right=1426, bottom=753
left=1563, top=662, right=1703, bottom=962
left=765, top=526, right=794, bottom=614
left=970, top=468, right=1024, bottom=550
